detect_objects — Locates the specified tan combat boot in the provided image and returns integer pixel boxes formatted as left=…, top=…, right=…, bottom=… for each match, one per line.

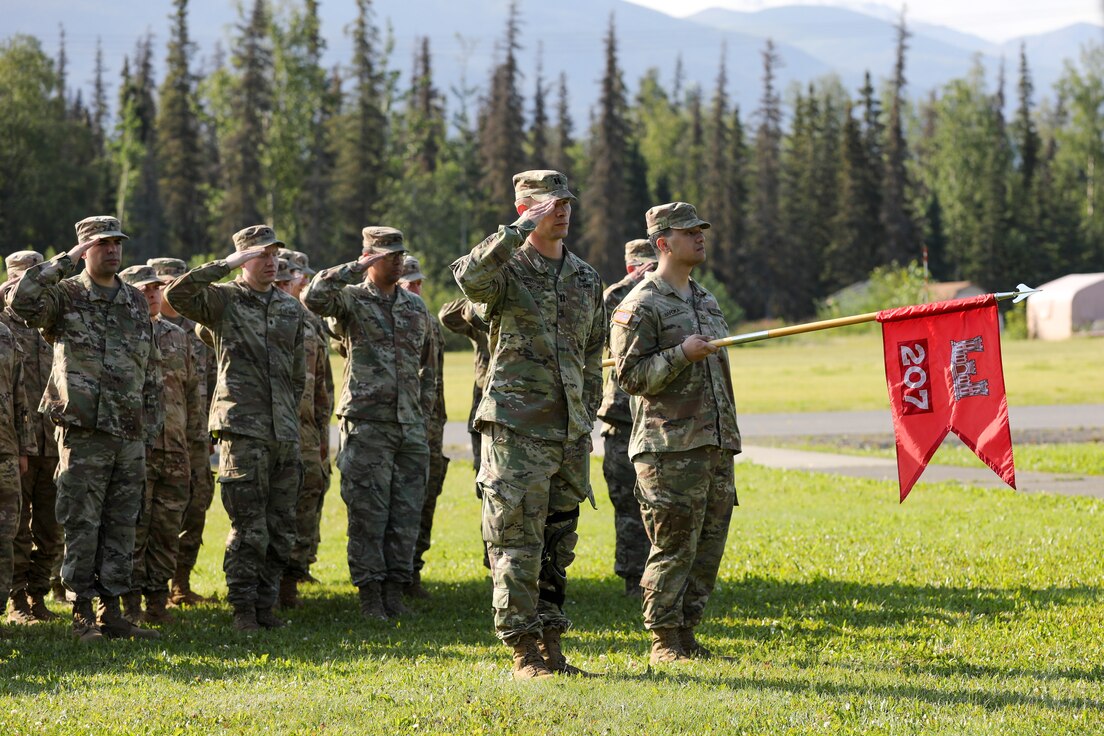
left=538, top=627, right=592, bottom=676
left=358, top=583, right=388, bottom=621
left=7, top=590, right=37, bottom=625
left=382, top=581, right=411, bottom=617
left=71, top=598, right=104, bottom=645
left=143, top=591, right=174, bottom=625
left=650, top=627, right=692, bottom=665
left=28, top=593, right=59, bottom=622
left=678, top=626, right=714, bottom=660
left=233, top=606, right=260, bottom=631
left=256, top=607, right=286, bottom=629
left=169, top=568, right=216, bottom=607
left=98, top=596, right=161, bottom=640
left=278, top=575, right=302, bottom=609
left=51, top=579, right=67, bottom=603
left=512, top=634, right=555, bottom=680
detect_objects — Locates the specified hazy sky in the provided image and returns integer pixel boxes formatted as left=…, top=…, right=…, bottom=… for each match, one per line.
left=623, top=0, right=1104, bottom=42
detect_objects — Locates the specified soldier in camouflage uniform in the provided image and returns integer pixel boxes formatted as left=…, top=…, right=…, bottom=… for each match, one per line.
left=7, top=216, right=163, bottom=643
left=274, top=255, right=332, bottom=608
left=0, top=309, right=33, bottom=638
left=438, top=297, right=492, bottom=570
left=303, top=227, right=436, bottom=621
left=165, top=225, right=306, bottom=632
left=451, top=170, right=605, bottom=680
left=2, top=252, right=63, bottom=626
left=119, top=265, right=201, bottom=625
left=149, top=257, right=218, bottom=606
left=598, top=239, right=658, bottom=598
left=609, top=202, right=741, bottom=665
left=398, top=255, right=448, bottom=599
left=283, top=249, right=334, bottom=584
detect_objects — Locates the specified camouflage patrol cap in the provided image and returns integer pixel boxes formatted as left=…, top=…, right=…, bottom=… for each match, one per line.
left=118, top=264, right=163, bottom=288
left=232, top=224, right=284, bottom=252
left=645, top=202, right=711, bottom=235
left=5, top=250, right=44, bottom=278
left=147, top=257, right=188, bottom=282
left=275, top=258, right=296, bottom=283
left=512, top=169, right=577, bottom=203
left=361, top=226, right=405, bottom=254
left=624, top=238, right=658, bottom=267
left=398, top=255, right=426, bottom=284
left=278, top=248, right=315, bottom=275
left=75, top=215, right=129, bottom=244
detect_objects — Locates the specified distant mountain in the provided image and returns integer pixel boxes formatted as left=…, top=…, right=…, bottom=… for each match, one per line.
left=5, top=0, right=1101, bottom=127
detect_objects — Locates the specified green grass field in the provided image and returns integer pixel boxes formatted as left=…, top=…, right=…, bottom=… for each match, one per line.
left=4, top=456, right=1104, bottom=734
left=786, top=441, right=1104, bottom=476
left=330, top=334, right=1104, bottom=422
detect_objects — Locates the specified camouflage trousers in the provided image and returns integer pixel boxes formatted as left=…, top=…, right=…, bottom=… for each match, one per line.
left=217, top=433, right=301, bottom=610
left=11, top=454, right=61, bottom=596
left=287, top=446, right=326, bottom=579
left=479, top=423, right=593, bottom=646
left=0, top=454, right=21, bottom=604
left=175, top=441, right=215, bottom=577
left=307, top=457, right=331, bottom=570
left=337, top=419, right=428, bottom=587
left=633, top=445, right=736, bottom=630
left=601, top=426, right=649, bottom=583
left=132, top=449, right=190, bottom=594
left=55, top=427, right=146, bottom=600
left=413, top=420, right=450, bottom=574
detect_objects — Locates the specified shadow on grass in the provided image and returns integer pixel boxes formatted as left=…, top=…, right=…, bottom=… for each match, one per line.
left=2, top=573, right=1100, bottom=708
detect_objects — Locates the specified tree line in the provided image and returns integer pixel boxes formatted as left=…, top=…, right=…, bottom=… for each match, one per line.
left=1, top=0, right=1102, bottom=323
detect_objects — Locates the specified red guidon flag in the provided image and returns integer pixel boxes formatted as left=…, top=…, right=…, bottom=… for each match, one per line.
left=877, top=294, right=1016, bottom=502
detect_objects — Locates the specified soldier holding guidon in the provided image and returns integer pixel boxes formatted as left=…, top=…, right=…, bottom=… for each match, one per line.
left=451, top=170, right=605, bottom=680
left=609, top=202, right=741, bottom=665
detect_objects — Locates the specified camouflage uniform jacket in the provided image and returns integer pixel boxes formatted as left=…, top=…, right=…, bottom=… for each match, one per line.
left=450, top=225, right=605, bottom=442
left=438, top=298, right=490, bottom=431
left=428, top=318, right=447, bottom=432
left=596, top=273, right=640, bottom=431
left=303, top=263, right=436, bottom=425
left=609, top=272, right=741, bottom=459
left=162, top=313, right=214, bottom=444
left=0, top=320, right=34, bottom=457
left=152, top=317, right=201, bottom=455
left=297, top=306, right=333, bottom=453
left=8, top=254, right=163, bottom=444
left=0, top=291, right=57, bottom=457
left=164, top=261, right=306, bottom=443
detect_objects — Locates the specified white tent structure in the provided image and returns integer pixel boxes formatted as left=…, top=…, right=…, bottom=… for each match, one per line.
left=1027, top=273, right=1104, bottom=340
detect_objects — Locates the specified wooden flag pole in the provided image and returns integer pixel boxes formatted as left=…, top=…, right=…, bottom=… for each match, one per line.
left=600, top=284, right=1038, bottom=369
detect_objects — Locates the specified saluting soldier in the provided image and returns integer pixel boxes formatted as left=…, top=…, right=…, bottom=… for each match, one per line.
left=397, top=255, right=448, bottom=599
left=609, top=202, right=741, bottom=665
left=148, top=257, right=218, bottom=606
left=165, top=225, right=306, bottom=632
left=119, top=265, right=201, bottom=625
left=273, top=256, right=332, bottom=608
left=1, top=251, right=62, bottom=626
left=597, top=239, right=658, bottom=598
left=7, top=216, right=163, bottom=643
left=303, top=228, right=436, bottom=621
left=451, top=170, right=605, bottom=680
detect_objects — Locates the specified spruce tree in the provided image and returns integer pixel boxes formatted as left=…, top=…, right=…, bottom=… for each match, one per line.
left=881, top=12, right=920, bottom=265
left=747, top=39, right=783, bottom=319
left=529, top=44, right=549, bottom=166
left=547, top=72, right=574, bottom=175
left=580, top=15, right=636, bottom=281
left=157, top=0, right=206, bottom=259
left=298, top=0, right=336, bottom=258
left=701, top=49, right=739, bottom=286
left=476, top=1, right=526, bottom=231
left=825, top=100, right=882, bottom=291
left=220, top=0, right=272, bottom=234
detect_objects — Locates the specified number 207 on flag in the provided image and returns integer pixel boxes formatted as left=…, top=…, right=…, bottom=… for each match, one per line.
left=897, top=339, right=933, bottom=414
